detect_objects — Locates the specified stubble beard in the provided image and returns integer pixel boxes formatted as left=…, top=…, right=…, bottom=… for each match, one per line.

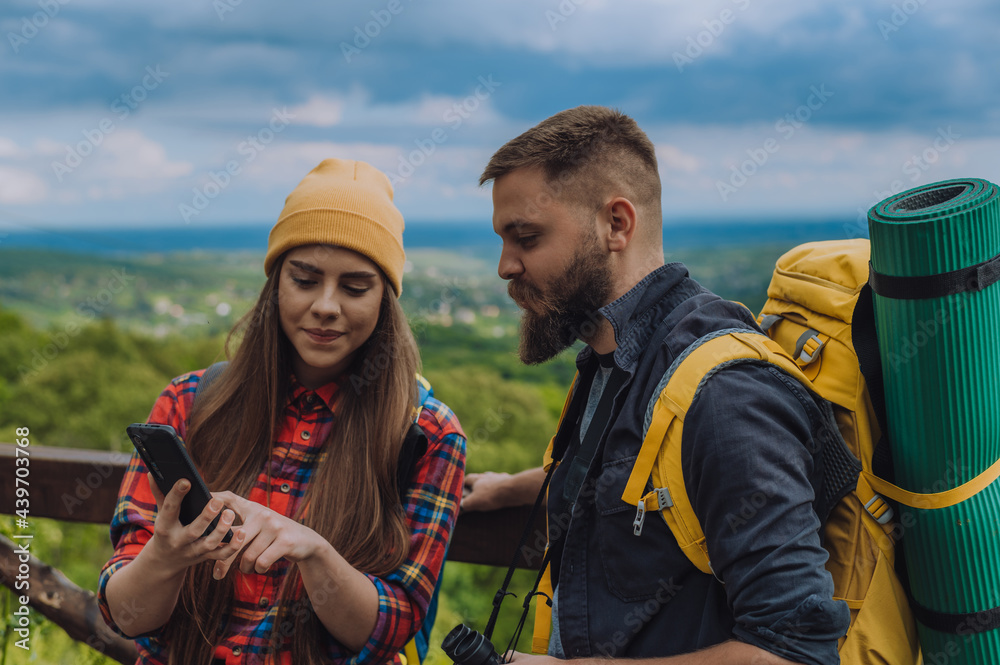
left=508, top=237, right=613, bottom=365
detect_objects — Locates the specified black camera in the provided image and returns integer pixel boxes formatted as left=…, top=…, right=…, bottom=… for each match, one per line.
left=441, top=624, right=502, bottom=665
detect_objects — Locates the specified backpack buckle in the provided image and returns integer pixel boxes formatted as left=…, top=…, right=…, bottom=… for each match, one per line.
left=864, top=494, right=894, bottom=525
left=633, top=500, right=646, bottom=536
left=634, top=488, right=672, bottom=536
left=794, top=330, right=825, bottom=365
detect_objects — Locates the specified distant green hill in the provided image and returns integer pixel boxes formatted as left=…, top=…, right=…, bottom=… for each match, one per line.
left=0, top=243, right=788, bottom=333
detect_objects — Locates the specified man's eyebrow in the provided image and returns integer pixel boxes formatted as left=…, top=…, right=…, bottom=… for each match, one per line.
left=500, top=220, right=541, bottom=235
left=340, top=271, right=378, bottom=279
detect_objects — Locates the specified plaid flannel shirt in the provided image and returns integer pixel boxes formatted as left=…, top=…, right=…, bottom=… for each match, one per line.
left=98, top=369, right=466, bottom=665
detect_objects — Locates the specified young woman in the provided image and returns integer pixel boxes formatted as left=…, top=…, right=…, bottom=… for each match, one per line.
left=98, top=159, right=467, bottom=665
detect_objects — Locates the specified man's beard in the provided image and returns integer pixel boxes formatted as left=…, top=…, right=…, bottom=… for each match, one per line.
left=507, top=238, right=613, bottom=365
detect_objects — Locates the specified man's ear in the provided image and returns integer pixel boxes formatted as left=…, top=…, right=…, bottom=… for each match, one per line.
left=603, top=197, right=638, bottom=252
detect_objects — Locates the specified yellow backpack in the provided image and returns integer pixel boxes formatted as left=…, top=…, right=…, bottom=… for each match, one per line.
left=620, top=239, right=921, bottom=663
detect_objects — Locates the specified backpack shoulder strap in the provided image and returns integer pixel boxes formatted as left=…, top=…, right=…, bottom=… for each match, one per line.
left=389, top=377, right=436, bottom=665
left=531, top=373, right=579, bottom=653
left=621, top=329, right=810, bottom=574
left=415, top=373, right=433, bottom=407
left=397, top=374, right=434, bottom=497
left=396, top=424, right=428, bottom=500
left=194, top=360, right=229, bottom=405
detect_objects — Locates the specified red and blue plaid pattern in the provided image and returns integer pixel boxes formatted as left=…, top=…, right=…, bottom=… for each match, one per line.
left=98, top=369, right=466, bottom=664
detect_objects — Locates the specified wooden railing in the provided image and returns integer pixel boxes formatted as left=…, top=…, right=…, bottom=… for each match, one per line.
left=0, top=443, right=543, bottom=664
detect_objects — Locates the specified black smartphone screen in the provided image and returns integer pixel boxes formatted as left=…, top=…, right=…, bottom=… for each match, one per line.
left=126, top=423, right=233, bottom=544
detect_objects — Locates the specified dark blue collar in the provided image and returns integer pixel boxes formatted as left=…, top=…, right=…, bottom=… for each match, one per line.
left=576, top=262, right=705, bottom=372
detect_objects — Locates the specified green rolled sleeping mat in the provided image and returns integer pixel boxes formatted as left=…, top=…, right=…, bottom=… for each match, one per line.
left=868, top=178, right=1000, bottom=663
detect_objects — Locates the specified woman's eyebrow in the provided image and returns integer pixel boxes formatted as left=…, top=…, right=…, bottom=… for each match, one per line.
left=289, top=261, right=377, bottom=279
left=289, top=259, right=322, bottom=274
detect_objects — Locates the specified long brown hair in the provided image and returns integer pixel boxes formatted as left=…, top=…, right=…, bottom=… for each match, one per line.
left=162, top=251, right=420, bottom=665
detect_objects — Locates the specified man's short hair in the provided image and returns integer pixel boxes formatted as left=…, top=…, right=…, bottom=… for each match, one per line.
left=480, top=106, right=661, bottom=221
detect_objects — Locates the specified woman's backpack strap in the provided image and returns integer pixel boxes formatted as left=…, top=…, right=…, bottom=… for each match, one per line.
left=397, top=423, right=428, bottom=499
left=194, top=361, right=229, bottom=403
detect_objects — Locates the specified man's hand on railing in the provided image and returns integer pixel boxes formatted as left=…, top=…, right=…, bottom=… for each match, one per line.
left=462, top=467, right=547, bottom=512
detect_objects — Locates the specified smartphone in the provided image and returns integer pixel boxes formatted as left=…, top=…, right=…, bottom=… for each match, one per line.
left=126, top=423, right=233, bottom=544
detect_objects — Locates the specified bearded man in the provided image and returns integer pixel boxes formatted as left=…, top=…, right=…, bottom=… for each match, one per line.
left=464, top=106, right=849, bottom=665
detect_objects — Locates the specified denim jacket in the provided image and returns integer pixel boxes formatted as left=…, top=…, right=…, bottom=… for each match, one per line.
left=545, top=263, right=850, bottom=664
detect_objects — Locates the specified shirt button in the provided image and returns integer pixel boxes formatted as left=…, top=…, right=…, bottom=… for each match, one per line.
left=232, top=646, right=242, bottom=656
left=279, top=483, right=290, bottom=493
left=305, top=394, right=315, bottom=404
left=300, top=430, right=311, bottom=440
left=258, top=596, right=269, bottom=608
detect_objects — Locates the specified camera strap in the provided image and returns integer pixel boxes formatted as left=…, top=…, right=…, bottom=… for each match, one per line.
left=482, top=460, right=559, bottom=643
left=484, top=361, right=628, bottom=659
left=481, top=371, right=589, bottom=644
left=544, top=364, right=627, bottom=585
left=502, top=546, right=553, bottom=660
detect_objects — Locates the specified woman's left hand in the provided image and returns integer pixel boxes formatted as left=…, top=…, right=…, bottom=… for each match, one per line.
left=211, top=491, right=331, bottom=579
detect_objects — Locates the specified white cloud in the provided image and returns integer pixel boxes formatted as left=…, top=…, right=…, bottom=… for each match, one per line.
left=242, top=141, right=403, bottom=184
left=288, top=86, right=505, bottom=130
left=0, top=166, right=48, bottom=204
left=33, top=138, right=65, bottom=156
left=289, top=95, right=344, bottom=127
left=12, top=130, right=194, bottom=203
left=89, top=130, right=193, bottom=182
left=657, top=144, right=701, bottom=174
left=0, top=138, right=23, bottom=158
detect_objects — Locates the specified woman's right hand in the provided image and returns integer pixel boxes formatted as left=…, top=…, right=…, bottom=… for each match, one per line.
left=104, top=474, right=246, bottom=637
left=145, top=473, right=245, bottom=574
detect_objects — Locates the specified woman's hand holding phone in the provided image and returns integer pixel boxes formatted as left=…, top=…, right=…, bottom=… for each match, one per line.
left=104, top=475, right=247, bottom=637
left=146, top=473, right=246, bottom=574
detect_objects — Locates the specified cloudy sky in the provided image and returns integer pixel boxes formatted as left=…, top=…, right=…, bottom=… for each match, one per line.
left=1, top=0, right=998, bottom=232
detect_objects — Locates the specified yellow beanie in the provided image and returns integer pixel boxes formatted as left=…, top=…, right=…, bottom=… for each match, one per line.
left=265, top=159, right=406, bottom=295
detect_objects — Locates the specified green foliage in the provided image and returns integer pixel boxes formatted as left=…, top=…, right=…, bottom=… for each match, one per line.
left=667, top=243, right=788, bottom=315
left=415, top=323, right=578, bottom=388
left=131, top=333, right=227, bottom=380
left=6, top=350, right=162, bottom=450
left=0, top=315, right=224, bottom=451
left=425, top=367, right=559, bottom=474
left=0, top=311, right=40, bottom=383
